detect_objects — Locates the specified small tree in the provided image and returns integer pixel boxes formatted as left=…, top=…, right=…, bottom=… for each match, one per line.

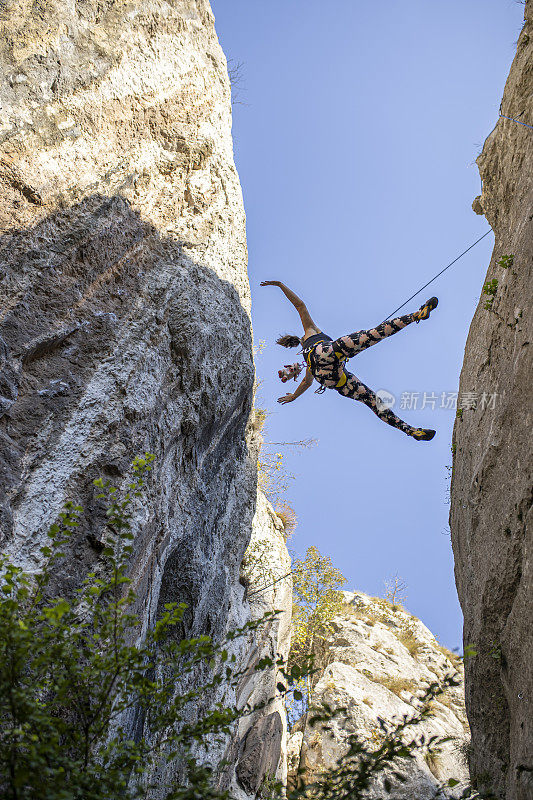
left=289, top=546, right=346, bottom=711
left=384, top=573, right=408, bottom=608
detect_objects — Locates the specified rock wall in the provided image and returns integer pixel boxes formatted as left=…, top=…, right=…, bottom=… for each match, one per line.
left=230, top=491, right=293, bottom=798
left=148, top=489, right=293, bottom=798
left=0, top=1, right=291, bottom=796
left=450, top=3, right=532, bottom=799
left=287, top=592, right=470, bottom=799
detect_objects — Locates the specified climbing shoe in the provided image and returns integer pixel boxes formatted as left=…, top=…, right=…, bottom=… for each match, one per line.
left=414, top=296, right=438, bottom=322
left=411, top=428, right=436, bottom=441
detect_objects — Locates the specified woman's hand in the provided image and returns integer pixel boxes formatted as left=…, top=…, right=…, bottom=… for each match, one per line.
left=260, top=280, right=281, bottom=287
left=277, top=393, right=294, bottom=404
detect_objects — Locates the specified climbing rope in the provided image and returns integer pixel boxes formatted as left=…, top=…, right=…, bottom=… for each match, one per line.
left=383, top=229, right=492, bottom=321
left=499, top=114, right=533, bottom=131
left=384, top=110, right=531, bottom=322
left=246, top=569, right=293, bottom=598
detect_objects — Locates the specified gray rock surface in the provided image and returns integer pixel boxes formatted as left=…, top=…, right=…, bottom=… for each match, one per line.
left=230, top=490, right=293, bottom=797
left=450, top=4, right=533, bottom=799
left=235, top=712, right=283, bottom=796
left=0, top=2, right=292, bottom=797
left=288, top=592, right=470, bottom=799
left=0, top=0, right=250, bottom=572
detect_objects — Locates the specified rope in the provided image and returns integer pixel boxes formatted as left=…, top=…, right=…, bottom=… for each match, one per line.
left=499, top=114, right=533, bottom=131
left=247, top=569, right=293, bottom=598
left=383, top=111, right=529, bottom=322
left=383, top=229, right=492, bottom=321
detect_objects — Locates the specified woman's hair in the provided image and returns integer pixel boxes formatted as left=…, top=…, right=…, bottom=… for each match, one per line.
left=276, top=334, right=301, bottom=348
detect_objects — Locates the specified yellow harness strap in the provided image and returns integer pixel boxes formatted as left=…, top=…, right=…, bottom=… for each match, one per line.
left=335, top=371, right=348, bottom=388
left=307, top=344, right=347, bottom=388
left=334, top=351, right=348, bottom=387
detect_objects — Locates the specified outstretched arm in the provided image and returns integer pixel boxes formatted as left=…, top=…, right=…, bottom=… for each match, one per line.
left=260, top=280, right=319, bottom=337
left=278, top=369, right=314, bottom=404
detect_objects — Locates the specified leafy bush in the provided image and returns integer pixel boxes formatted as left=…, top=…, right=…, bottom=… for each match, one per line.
left=0, top=461, right=489, bottom=800
left=496, top=254, right=513, bottom=269
left=0, top=456, right=295, bottom=800
left=482, top=278, right=498, bottom=296
left=482, top=278, right=498, bottom=310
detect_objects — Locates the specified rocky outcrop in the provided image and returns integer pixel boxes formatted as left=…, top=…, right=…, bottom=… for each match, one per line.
left=149, top=490, right=293, bottom=798
left=0, top=1, right=291, bottom=796
left=0, top=0, right=250, bottom=569
left=450, top=4, right=532, bottom=799
left=288, top=592, right=470, bottom=799
left=226, top=491, right=293, bottom=798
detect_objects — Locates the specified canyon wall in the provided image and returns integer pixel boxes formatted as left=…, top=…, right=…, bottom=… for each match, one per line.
left=450, top=3, right=532, bottom=798
left=287, top=592, right=470, bottom=799
left=0, top=1, right=291, bottom=795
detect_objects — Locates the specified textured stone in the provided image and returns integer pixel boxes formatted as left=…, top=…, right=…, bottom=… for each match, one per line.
left=226, top=491, right=293, bottom=798
left=236, top=712, right=283, bottom=795
left=0, top=0, right=250, bottom=569
left=288, top=592, right=470, bottom=798
left=0, top=2, right=291, bottom=797
left=450, top=4, right=533, bottom=799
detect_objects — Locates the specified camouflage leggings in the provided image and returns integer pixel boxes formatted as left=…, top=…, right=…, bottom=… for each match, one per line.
left=312, top=312, right=421, bottom=436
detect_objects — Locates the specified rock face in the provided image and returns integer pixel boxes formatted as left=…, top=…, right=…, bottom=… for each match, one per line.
left=288, top=592, right=470, bottom=799
left=227, top=490, right=293, bottom=798
left=0, top=1, right=291, bottom=796
left=0, top=0, right=250, bottom=569
left=450, top=4, right=532, bottom=799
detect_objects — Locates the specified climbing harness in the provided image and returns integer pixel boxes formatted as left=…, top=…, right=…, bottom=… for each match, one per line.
left=302, top=332, right=348, bottom=393
left=383, top=230, right=491, bottom=321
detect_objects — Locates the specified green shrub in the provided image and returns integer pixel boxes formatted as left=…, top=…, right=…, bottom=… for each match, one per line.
left=482, top=278, right=498, bottom=296
left=496, top=254, right=513, bottom=269
left=482, top=278, right=498, bottom=310
left=0, top=463, right=485, bottom=800
left=0, top=456, right=294, bottom=800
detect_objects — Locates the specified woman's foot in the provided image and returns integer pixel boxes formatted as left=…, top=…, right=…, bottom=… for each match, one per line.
left=411, top=428, right=436, bottom=441
left=414, top=296, right=438, bottom=322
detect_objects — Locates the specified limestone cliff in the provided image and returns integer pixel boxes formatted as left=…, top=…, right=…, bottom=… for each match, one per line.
left=0, top=1, right=291, bottom=796
left=287, top=592, right=470, bottom=799
left=450, top=3, right=532, bottom=799
left=230, top=491, right=293, bottom=798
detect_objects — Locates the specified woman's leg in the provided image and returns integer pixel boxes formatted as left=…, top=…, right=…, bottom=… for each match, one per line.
left=332, top=298, right=438, bottom=358
left=337, top=371, right=434, bottom=439
left=332, top=313, right=416, bottom=358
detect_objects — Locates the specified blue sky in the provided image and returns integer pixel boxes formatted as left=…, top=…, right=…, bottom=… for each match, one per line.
left=211, top=0, right=525, bottom=649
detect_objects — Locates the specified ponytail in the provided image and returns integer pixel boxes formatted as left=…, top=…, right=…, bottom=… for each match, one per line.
left=276, top=334, right=301, bottom=348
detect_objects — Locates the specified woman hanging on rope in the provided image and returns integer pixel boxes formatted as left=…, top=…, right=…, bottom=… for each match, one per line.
left=260, top=280, right=438, bottom=441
